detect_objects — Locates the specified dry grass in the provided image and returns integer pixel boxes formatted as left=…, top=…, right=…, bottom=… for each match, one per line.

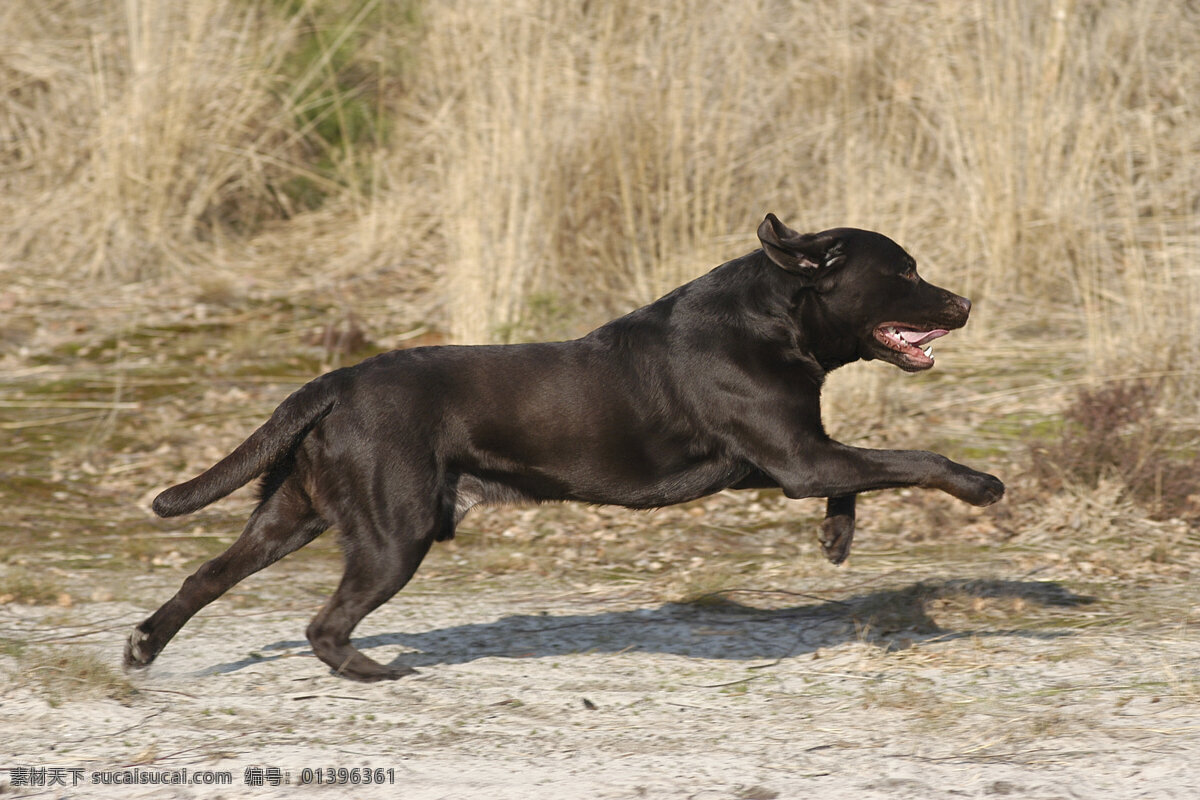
left=400, top=0, right=1200, bottom=368
left=3, top=1, right=1194, bottom=351
left=0, top=0, right=422, bottom=279
left=15, top=648, right=136, bottom=706
left=4, top=0, right=287, bottom=276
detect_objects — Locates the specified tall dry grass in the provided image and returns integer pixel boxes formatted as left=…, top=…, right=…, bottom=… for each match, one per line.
left=3, top=0, right=287, bottom=276
left=2, top=0, right=1197, bottom=379
left=0, top=0, right=417, bottom=278
left=410, top=0, right=1199, bottom=371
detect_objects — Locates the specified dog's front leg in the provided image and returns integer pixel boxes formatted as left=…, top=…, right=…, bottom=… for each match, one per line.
left=772, top=442, right=1005, bottom=507
left=819, top=494, right=856, bottom=565
left=882, top=447, right=1005, bottom=505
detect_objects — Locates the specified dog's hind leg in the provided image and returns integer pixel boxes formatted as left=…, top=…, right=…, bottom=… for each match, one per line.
left=819, top=494, right=856, bottom=565
left=125, top=476, right=327, bottom=670
left=305, top=525, right=435, bottom=682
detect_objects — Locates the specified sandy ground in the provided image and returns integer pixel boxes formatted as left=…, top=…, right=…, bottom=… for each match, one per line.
left=2, top=567, right=1198, bottom=800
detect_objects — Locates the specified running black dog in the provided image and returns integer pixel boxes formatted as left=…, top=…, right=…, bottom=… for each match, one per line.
left=126, top=213, right=1004, bottom=681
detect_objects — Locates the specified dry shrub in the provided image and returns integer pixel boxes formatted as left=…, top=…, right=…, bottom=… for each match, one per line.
left=1029, top=379, right=1200, bottom=521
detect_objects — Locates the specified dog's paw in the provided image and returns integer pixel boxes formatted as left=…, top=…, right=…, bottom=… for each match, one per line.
left=335, top=662, right=419, bottom=682
left=124, top=625, right=156, bottom=669
left=819, top=514, right=855, bottom=565
left=963, top=472, right=1005, bottom=506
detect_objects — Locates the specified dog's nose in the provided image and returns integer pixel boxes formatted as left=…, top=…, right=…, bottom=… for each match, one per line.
left=956, top=296, right=972, bottom=315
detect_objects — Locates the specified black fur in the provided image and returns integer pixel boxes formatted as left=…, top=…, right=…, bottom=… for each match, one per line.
left=126, top=213, right=1004, bottom=681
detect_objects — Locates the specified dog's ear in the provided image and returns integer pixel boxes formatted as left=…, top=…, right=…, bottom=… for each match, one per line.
left=757, top=214, right=846, bottom=276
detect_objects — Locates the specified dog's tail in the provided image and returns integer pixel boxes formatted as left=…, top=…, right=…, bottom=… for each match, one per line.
left=151, top=377, right=337, bottom=518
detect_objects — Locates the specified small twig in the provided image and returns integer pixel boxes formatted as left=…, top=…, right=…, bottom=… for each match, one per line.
left=137, top=688, right=200, bottom=700
left=663, top=701, right=708, bottom=711
left=680, top=675, right=763, bottom=689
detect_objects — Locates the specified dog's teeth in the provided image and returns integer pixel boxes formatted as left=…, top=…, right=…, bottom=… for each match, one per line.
left=923, top=346, right=933, bottom=358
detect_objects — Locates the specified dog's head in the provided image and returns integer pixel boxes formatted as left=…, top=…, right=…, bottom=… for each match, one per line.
left=757, top=213, right=972, bottom=372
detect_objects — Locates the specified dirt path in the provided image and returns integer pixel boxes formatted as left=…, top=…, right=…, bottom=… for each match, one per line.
left=3, top=570, right=1197, bottom=799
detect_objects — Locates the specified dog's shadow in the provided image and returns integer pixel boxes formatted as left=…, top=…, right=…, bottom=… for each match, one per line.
left=210, top=578, right=1095, bottom=676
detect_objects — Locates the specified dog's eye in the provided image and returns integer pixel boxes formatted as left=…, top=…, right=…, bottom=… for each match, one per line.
left=901, top=266, right=918, bottom=281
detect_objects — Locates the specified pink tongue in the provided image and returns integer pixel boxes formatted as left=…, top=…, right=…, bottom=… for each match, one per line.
left=899, top=329, right=948, bottom=347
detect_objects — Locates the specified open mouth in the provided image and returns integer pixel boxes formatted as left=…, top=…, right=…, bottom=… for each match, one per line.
left=873, top=324, right=950, bottom=370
